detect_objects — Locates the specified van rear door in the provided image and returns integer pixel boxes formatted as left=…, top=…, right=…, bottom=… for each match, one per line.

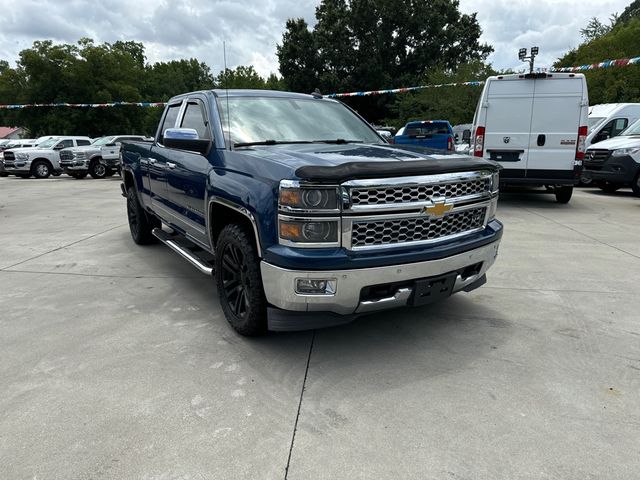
left=526, top=76, right=584, bottom=175
left=483, top=78, right=535, bottom=172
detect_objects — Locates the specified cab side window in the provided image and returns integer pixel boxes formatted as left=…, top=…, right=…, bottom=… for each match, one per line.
left=77, top=139, right=91, bottom=146
left=180, top=101, right=210, bottom=140
left=158, top=104, right=182, bottom=145
left=58, top=139, right=74, bottom=149
left=594, top=118, right=628, bottom=143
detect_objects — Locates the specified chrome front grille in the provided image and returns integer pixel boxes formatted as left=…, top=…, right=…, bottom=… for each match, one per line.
left=350, top=207, right=487, bottom=248
left=351, top=178, right=489, bottom=206
left=342, top=171, right=496, bottom=250
left=59, top=151, right=74, bottom=161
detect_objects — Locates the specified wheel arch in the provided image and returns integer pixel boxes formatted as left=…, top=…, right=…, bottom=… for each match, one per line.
left=208, top=199, right=262, bottom=257
left=30, top=157, right=54, bottom=172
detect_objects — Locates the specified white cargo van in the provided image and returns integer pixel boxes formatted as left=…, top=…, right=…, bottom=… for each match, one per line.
left=587, top=103, right=640, bottom=147
left=471, top=72, right=589, bottom=203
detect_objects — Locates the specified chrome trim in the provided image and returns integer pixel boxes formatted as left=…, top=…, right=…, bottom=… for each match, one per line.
left=209, top=197, right=263, bottom=257
left=260, top=240, right=501, bottom=314
left=343, top=171, right=493, bottom=213
left=342, top=200, right=490, bottom=251
left=278, top=214, right=341, bottom=248
left=342, top=171, right=493, bottom=189
left=356, top=287, right=412, bottom=313
left=152, top=228, right=213, bottom=275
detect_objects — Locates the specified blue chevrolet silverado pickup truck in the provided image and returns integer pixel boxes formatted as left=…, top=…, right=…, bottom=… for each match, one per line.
left=121, top=89, right=503, bottom=335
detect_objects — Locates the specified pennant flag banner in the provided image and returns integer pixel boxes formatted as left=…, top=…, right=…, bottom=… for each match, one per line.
left=0, top=101, right=166, bottom=110
left=550, top=56, right=640, bottom=72
left=0, top=54, right=638, bottom=108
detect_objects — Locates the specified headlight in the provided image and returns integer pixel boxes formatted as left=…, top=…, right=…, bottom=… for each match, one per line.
left=279, top=217, right=340, bottom=246
left=74, top=152, right=86, bottom=159
left=612, top=147, right=640, bottom=157
left=279, top=180, right=339, bottom=212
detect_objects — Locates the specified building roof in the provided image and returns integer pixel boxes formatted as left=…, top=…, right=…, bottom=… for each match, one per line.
left=0, top=127, right=20, bottom=138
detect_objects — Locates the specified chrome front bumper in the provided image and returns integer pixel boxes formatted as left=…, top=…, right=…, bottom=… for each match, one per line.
left=260, top=239, right=500, bottom=315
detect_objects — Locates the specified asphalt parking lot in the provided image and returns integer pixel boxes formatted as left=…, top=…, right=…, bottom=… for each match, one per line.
left=1, top=176, right=639, bottom=480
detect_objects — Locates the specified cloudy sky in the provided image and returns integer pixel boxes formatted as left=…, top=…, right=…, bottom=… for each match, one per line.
left=0, top=0, right=632, bottom=85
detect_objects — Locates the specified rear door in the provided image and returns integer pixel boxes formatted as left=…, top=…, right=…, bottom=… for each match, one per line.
left=526, top=76, right=583, bottom=174
left=484, top=78, right=535, bottom=173
left=145, top=102, right=183, bottom=214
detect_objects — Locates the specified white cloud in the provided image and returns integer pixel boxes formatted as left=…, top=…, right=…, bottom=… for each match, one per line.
left=0, top=0, right=631, bottom=83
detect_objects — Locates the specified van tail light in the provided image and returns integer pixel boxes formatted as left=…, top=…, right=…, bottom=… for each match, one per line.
left=575, top=126, right=588, bottom=160
left=447, top=136, right=454, bottom=151
left=473, top=126, right=485, bottom=157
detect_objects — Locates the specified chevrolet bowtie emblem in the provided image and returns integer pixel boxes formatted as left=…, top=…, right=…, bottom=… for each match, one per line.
left=423, top=200, right=453, bottom=217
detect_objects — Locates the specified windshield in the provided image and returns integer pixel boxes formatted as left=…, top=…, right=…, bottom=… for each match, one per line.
left=91, top=137, right=115, bottom=146
left=217, top=96, right=382, bottom=146
left=619, top=118, right=640, bottom=136
left=37, top=138, right=58, bottom=148
left=588, top=117, right=605, bottom=129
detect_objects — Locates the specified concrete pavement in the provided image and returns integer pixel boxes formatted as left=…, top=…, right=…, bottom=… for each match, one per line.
left=1, top=176, right=639, bottom=479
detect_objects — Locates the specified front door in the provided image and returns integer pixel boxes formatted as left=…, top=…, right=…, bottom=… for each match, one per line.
left=164, top=98, right=211, bottom=246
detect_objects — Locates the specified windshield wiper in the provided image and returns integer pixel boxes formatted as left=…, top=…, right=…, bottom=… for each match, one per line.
left=312, top=139, right=364, bottom=144
left=233, top=140, right=313, bottom=148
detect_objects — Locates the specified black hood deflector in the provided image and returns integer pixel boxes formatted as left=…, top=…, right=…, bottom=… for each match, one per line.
left=295, top=157, right=501, bottom=183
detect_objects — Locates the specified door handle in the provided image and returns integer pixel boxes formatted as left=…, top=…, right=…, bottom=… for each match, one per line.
left=537, top=134, right=546, bottom=146
left=167, top=162, right=177, bottom=169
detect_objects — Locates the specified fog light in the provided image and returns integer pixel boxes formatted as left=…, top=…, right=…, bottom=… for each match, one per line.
left=295, top=278, right=337, bottom=295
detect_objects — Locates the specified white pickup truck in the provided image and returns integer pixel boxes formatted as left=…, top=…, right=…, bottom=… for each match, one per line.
left=3, top=136, right=92, bottom=178
left=59, top=135, right=151, bottom=179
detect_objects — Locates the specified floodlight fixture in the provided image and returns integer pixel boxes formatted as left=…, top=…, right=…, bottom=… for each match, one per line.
left=518, top=48, right=527, bottom=61
left=531, top=46, right=539, bottom=56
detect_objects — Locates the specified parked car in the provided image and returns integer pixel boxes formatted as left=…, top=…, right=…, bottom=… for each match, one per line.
left=587, top=103, right=640, bottom=147
left=121, top=89, right=502, bottom=336
left=582, top=118, right=640, bottom=196
left=472, top=72, right=589, bottom=203
left=394, top=120, right=455, bottom=151
left=0, top=139, right=37, bottom=177
left=60, top=135, right=151, bottom=179
left=3, top=136, right=92, bottom=178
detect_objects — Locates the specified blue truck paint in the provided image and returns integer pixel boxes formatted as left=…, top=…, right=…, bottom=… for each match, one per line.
left=394, top=120, right=454, bottom=151
left=121, top=89, right=503, bottom=333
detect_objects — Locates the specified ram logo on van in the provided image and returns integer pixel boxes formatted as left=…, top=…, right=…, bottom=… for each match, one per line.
left=503, top=136, right=510, bottom=144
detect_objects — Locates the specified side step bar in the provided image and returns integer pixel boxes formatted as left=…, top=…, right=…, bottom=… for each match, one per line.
left=152, top=228, right=214, bottom=275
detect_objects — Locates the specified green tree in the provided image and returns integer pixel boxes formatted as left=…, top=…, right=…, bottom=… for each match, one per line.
left=389, top=61, right=496, bottom=128
left=277, top=0, right=492, bottom=122
left=555, top=15, right=640, bottom=105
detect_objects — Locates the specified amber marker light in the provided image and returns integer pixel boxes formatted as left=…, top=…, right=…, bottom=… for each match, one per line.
left=279, top=189, right=301, bottom=207
left=280, top=221, right=302, bottom=240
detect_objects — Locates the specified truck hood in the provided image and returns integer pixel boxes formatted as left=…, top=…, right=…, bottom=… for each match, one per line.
left=234, top=143, right=498, bottom=183
left=588, top=136, right=640, bottom=150
left=10, top=147, right=56, bottom=155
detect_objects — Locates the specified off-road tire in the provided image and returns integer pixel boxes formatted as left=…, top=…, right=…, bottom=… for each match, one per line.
left=89, top=160, right=107, bottom=179
left=215, top=224, right=267, bottom=336
left=598, top=182, right=621, bottom=194
left=32, top=160, right=51, bottom=179
left=555, top=186, right=573, bottom=204
left=632, top=172, right=640, bottom=197
left=126, top=187, right=159, bottom=245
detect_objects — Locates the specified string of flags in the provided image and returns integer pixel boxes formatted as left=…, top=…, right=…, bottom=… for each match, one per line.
left=0, top=54, right=638, bottom=108
left=0, top=101, right=166, bottom=110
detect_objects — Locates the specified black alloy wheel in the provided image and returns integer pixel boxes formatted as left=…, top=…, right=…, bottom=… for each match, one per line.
left=126, top=187, right=158, bottom=244
left=221, top=243, right=250, bottom=319
left=215, top=224, right=267, bottom=336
